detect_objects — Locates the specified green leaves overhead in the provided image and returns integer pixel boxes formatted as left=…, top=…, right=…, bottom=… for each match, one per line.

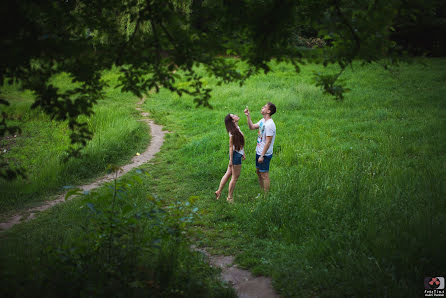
left=1, top=0, right=439, bottom=179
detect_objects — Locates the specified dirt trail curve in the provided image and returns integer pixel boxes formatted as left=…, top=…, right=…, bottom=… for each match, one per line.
left=0, top=97, right=280, bottom=298
left=0, top=97, right=166, bottom=231
left=194, top=246, right=280, bottom=298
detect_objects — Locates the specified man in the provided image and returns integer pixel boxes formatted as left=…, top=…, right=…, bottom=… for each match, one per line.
left=244, top=102, right=276, bottom=193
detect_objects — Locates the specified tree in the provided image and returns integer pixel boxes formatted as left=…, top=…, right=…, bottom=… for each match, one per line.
left=0, top=0, right=437, bottom=179
left=391, top=0, right=446, bottom=56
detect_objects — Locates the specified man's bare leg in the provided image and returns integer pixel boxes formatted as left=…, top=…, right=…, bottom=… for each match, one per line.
left=216, top=164, right=232, bottom=199
left=260, top=172, right=270, bottom=193
left=256, top=168, right=264, bottom=190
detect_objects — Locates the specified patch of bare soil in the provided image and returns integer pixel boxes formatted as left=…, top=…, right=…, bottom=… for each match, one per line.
left=193, top=246, right=280, bottom=298
left=0, top=134, right=19, bottom=154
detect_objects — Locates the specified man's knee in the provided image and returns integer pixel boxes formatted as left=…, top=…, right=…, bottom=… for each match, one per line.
left=260, top=172, right=269, bottom=179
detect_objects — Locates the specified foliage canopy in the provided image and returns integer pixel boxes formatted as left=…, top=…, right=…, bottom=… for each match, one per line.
left=0, top=0, right=442, bottom=179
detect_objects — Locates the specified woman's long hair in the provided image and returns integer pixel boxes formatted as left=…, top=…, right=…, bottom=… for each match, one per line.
left=225, top=114, right=244, bottom=151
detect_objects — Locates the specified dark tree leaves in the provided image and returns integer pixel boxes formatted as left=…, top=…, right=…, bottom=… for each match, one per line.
left=1, top=0, right=441, bottom=179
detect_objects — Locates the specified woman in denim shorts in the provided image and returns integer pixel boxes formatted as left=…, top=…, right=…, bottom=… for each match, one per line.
left=215, top=113, right=246, bottom=203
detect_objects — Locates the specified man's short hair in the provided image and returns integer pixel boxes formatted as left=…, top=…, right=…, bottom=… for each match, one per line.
left=267, top=102, right=276, bottom=116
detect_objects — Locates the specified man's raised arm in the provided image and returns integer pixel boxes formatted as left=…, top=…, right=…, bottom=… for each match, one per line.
left=244, top=106, right=259, bottom=130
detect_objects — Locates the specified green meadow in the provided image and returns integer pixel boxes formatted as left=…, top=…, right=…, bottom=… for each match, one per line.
left=0, top=58, right=445, bottom=297
left=0, top=71, right=150, bottom=215
left=142, top=58, right=446, bottom=297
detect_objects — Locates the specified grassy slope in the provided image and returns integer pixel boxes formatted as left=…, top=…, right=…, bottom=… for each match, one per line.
left=140, top=58, right=446, bottom=297
left=0, top=173, right=235, bottom=298
left=0, top=59, right=444, bottom=297
left=0, top=71, right=150, bottom=214
left=0, top=71, right=234, bottom=297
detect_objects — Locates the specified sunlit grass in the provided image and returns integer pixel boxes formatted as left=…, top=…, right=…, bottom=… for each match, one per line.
left=140, top=58, right=446, bottom=297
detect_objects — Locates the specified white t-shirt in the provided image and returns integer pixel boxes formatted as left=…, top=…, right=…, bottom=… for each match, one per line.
left=256, top=118, right=276, bottom=156
left=229, top=126, right=245, bottom=155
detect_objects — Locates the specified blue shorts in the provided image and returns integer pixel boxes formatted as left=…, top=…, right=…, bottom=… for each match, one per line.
left=232, top=151, right=243, bottom=165
left=256, top=154, right=272, bottom=172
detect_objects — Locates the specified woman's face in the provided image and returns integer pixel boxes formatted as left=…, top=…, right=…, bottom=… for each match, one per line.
left=230, top=114, right=240, bottom=123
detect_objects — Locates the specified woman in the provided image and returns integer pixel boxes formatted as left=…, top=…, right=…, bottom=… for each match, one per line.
left=215, top=113, right=246, bottom=203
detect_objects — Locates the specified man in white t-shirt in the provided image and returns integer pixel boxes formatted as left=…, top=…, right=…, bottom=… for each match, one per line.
left=244, top=102, right=276, bottom=193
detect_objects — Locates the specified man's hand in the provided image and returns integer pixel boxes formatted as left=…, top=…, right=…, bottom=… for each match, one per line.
left=245, top=106, right=258, bottom=130
left=258, top=156, right=264, bottom=163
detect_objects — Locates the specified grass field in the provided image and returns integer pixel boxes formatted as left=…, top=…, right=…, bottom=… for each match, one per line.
left=0, top=70, right=235, bottom=297
left=0, top=70, right=150, bottom=214
left=140, top=58, right=446, bottom=297
left=0, top=58, right=445, bottom=297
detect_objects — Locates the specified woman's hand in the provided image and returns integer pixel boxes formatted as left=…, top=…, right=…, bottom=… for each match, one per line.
left=258, top=156, right=264, bottom=163
left=242, top=154, right=246, bottom=161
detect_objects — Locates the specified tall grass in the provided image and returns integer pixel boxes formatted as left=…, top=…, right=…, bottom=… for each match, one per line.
left=139, top=58, right=445, bottom=297
left=0, top=70, right=235, bottom=297
left=0, top=71, right=150, bottom=213
left=0, top=59, right=444, bottom=297
left=0, top=171, right=235, bottom=297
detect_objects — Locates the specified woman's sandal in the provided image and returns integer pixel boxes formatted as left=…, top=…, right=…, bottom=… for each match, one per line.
left=227, top=197, right=234, bottom=204
left=215, top=191, right=221, bottom=200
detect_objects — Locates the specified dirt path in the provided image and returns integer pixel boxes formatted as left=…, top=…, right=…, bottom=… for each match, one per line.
left=0, top=97, right=280, bottom=297
left=0, top=98, right=166, bottom=231
left=193, top=246, right=280, bottom=298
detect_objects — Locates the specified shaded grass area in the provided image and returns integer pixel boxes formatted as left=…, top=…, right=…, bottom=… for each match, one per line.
left=0, top=170, right=235, bottom=298
left=139, top=58, right=446, bottom=297
left=0, top=71, right=150, bottom=214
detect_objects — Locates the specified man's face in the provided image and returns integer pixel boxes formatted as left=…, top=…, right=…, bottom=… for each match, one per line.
left=261, top=104, right=270, bottom=115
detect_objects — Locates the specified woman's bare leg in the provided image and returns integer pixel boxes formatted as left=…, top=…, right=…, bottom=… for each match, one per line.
left=215, top=164, right=232, bottom=199
left=227, top=164, right=241, bottom=202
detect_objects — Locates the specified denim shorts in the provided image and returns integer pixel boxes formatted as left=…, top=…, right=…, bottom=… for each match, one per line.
left=232, top=151, right=243, bottom=165
left=256, top=154, right=272, bottom=172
